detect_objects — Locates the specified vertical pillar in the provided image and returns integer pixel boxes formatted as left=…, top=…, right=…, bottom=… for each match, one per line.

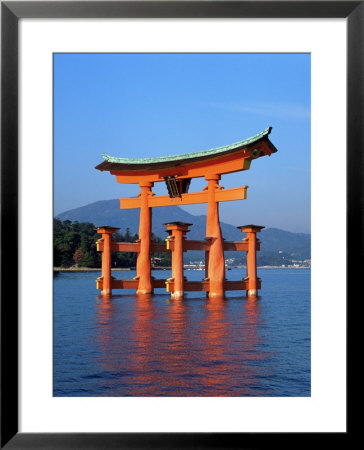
left=204, top=245, right=210, bottom=298
left=136, top=181, right=154, bottom=294
left=205, top=175, right=225, bottom=298
left=164, top=222, right=191, bottom=299
left=96, top=226, right=119, bottom=296
left=238, top=225, right=264, bottom=298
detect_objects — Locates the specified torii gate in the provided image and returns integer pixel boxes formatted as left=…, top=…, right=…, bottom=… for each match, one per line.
left=95, top=127, right=277, bottom=298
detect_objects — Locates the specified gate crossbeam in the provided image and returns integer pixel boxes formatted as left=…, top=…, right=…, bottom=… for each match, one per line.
left=96, top=223, right=263, bottom=298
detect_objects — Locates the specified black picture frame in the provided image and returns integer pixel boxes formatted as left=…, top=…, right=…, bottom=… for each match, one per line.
left=1, top=1, right=358, bottom=448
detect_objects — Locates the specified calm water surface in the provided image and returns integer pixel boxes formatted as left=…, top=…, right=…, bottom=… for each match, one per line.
left=54, top=268, right=310, bottom=396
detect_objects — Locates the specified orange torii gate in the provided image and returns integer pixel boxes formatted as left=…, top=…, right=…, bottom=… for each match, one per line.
left=95, top=127, right=277, bottom=298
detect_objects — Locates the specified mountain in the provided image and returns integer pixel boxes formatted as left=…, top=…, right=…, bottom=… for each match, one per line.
left=56, top=199, right=310, bottom=265
left=56, top=199, right=244, bottom=240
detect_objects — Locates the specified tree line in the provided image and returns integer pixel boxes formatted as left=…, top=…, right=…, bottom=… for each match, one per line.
left=53, top=219, right=171, bottom=268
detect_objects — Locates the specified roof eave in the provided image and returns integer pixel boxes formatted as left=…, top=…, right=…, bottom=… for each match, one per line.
left=95, top=127, right=277, bottom=172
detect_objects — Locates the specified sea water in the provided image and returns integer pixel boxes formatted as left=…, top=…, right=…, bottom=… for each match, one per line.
left=53, top=268, right=310, bottom=396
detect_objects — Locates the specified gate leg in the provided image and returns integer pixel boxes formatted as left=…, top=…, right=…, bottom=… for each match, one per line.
left=136, top=182, right=154, bottom=294
left=238, top=225, right=264, bottom=298
left=96, top=226, right=119, bottom=296
left=164, top=222, right=191, bottom=299
left=205, top=175, right=225, bottom=298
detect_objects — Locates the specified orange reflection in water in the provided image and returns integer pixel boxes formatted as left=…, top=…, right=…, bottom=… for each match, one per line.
left=128, top=294, right=159, bottom=393
left=94, top=294, right=270, bottom=396
left=194, top=297, right=232, bottom=395
left=95, top=296, right=114, bottom=350
left=128, top=296, right=191, bottom=396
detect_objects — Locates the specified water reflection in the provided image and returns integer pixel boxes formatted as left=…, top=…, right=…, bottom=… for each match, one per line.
left=94, top=294, right=272, bottom=396
left=129, top=295, right=158, bottom=394
left=95, top=296, right=115, bottom=349
left=195, top=298, right=232, bottom=395
left=54, top=269, right=311, bottom=397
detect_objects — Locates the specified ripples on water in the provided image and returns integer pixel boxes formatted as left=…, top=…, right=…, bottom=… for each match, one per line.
left=54, top=269, right=310, bottom=396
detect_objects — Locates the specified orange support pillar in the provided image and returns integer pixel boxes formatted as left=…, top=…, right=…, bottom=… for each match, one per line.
left=136, top=181, right=154, bottom=295
left=165, top=222, right=191, bottom=299
left=205, top=175, right=225, bottom=298
left=238, top=225, right=264, bottom=298
left=97, top=226, right=120, bottom=296
left=204, top=238, right=212, bottom=298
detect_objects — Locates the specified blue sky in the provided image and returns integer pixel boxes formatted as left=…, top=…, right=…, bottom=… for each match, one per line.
left=54, top=53, right=310, bottom=233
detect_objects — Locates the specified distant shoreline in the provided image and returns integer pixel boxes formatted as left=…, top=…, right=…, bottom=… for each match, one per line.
left=54, top=266, right=310, bottom=272
left=53, top=267, right=131, bottom=272
left=257, top=266, right=310, bottom=269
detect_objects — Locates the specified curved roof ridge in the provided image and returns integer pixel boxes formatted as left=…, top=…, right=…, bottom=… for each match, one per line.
left=101, top=127, right=272, bottom=165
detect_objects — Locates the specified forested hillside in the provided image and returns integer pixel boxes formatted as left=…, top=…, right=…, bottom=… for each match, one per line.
left=53, top=219, right=171, bottom=268
left=56, top=200, right=311, bottom=267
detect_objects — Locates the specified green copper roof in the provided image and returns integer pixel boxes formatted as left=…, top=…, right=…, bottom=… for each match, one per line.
left=99, top=127, right=273, bottom=166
